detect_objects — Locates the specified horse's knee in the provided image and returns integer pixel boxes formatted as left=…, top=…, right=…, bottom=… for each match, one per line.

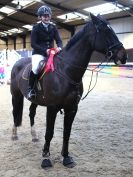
left=65, top=107, right=77, bottom=117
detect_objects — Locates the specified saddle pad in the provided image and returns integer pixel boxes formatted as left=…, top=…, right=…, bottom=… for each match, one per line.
left=22, top=63, right=43, bottom=92
left=22, top=63, right=31, bottom=80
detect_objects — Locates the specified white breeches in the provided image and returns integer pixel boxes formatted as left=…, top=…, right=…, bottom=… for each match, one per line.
left=31, top=54, right=44, bottom=74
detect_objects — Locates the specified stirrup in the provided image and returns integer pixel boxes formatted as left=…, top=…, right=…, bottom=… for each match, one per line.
left=27, top=89, right=36, bottom=100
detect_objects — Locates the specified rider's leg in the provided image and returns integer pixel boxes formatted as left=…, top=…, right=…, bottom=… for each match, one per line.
left=27, top=54, right=44, bottom=100
left=27, top=71, right=37, bottom=100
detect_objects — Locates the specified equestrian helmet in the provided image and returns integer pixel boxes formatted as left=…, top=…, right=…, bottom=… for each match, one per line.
left=37, top=5, right=52, bottom=17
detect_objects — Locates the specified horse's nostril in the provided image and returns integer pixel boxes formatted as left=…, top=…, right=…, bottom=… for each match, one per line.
left=122, top=60, right=126, bottom=64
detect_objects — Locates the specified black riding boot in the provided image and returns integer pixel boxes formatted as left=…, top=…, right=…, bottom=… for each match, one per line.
left=27, top=71, right=37, bottom=100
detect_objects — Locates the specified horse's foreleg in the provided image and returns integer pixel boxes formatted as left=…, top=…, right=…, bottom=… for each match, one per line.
left=29, top=103, right=38, bottom=142
left=62, top=104, right=78, bottom=168
left=41, top=105, right=58, bottom=169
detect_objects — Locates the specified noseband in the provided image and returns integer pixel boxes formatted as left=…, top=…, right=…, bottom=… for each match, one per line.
left=106, top=42, right=123, bottom=59
left=94, top=24, right=123, bottom=60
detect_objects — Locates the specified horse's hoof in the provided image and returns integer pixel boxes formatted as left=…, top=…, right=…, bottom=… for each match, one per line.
left=11, top=135, right=18, bottom=141
left=32, top=138, right=39, bottom=142
left=41, top=159, right=53, bottom=169
left=63, top=156, right=76, bottom=168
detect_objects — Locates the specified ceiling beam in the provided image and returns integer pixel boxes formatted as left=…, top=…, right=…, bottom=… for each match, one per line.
left=0, top=36, right=8, bottom=42
left=0, top=21, right=27, bottom=31
left=104, top=0, right=133, bottom=16
left=117, top=3, right=133, bottom=16
left=0, top=1, right=11, bottom=8
left=0, top=13, right=30, bottom=27
left=0, top=1, right=84, bottom=34
left=0, top=30, right=31, bottom=40
left=0, top=3, right=36, bottom=33
left=20, top=8, right=76, bottom=32
left=0, top=21, right=20, bottom=29
left=108, top=14, right=131, bottom=20
left=0, top=3, right=37, bottom=17
left=43, top=0, right=90, bottom=16
left=41, top=0, right=90, bottom=31
left=0, top=27, right=8, bottom=31
left=53, top=20, right=75, bottom=34
left=43, top=0, right=77, bottom=12
left=19, top=9, right=36, bottom=17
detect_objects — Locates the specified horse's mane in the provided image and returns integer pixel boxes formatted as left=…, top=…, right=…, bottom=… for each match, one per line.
left=65, top=14, right=109, bottom=51
left=65, top=21, right=91, bottom=50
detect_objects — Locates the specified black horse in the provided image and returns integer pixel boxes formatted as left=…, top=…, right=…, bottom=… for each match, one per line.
left=11, top=14, right=127, bottom=168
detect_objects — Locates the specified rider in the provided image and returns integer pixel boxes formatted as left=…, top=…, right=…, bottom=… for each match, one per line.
left=27, top=5, right=63, bottom=100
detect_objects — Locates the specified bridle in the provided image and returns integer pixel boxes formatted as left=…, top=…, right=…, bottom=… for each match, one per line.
left=106, top=42, right=123, bottom=60
left=54, top=22, right=123, bottom=99
left=93, top=23, right=123, bottom=61
left=81, top=24, right=123, bottom=99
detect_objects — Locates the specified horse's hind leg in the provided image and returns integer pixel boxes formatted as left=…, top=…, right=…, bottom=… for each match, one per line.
left=41, top=105, right=58, bottom=169
left=29, top=103, right=38, bottom=142
left=62, top=104, right=78, bottom=168
left=12, top=91, right=24, bottom=140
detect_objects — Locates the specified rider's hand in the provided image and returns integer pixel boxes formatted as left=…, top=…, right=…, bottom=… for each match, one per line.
left=55, top=47, right=62, bottom=53
left=46, top=49, right=50, bottom=56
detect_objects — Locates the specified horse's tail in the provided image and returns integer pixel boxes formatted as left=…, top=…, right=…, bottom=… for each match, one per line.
left=12, top=92, right=24, bottom=127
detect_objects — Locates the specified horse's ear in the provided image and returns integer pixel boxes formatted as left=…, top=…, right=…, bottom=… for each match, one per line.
left=90, top=13, right=107, bottom=26
left=90, top=13, right=99, bottom=24
left=97, top=14, right=109, bottom=25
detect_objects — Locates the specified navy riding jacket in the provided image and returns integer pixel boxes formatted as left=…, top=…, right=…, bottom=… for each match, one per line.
left=31, top=22, right=63, bottom=56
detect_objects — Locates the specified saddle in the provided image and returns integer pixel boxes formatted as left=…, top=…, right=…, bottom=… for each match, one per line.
left=22, top=48, right=56, bottom=91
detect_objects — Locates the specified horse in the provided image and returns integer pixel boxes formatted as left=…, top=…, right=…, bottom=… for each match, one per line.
left=10, top=13, right=127, bottom=168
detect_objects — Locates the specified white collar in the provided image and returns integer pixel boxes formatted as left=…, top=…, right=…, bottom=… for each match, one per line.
left=42, top=22, right=50, bottom=28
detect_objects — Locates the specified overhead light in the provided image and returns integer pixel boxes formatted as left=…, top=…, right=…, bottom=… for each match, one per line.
left=23, top=24, right=33, bottom=30
left=57, top=12, right=88, bottom=22
left=17, top=2, right=22, bottom=10
left=12, top=0, right=35, bottom=7
left=0, top=6, right=15, bottom=14
left=104, top=0, right=117, bottom=2
left=8, top=28, right=23, bottom=33
left=0, top=15, right=4, bottom=20
left=84, top=3, right=129, bottom=15
left=0, top=32, right=7, bottom=37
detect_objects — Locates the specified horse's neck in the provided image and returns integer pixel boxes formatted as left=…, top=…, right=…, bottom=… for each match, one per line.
left=62, top=38, right=93, bottom=82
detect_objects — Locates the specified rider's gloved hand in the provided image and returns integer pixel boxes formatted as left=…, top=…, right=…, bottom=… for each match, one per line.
left=55, top=47, right=62, bottom=53
left=46, top=49, right=50, bottom=56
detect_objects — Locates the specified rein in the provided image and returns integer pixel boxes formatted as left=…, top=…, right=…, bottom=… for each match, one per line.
left=55, top=54, right=111, bottom=100
left=54, top=68, right=81, bottom=86
left=52, top=23, right=122, bottom=99
left=81, top=56, right=111, bottom=100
